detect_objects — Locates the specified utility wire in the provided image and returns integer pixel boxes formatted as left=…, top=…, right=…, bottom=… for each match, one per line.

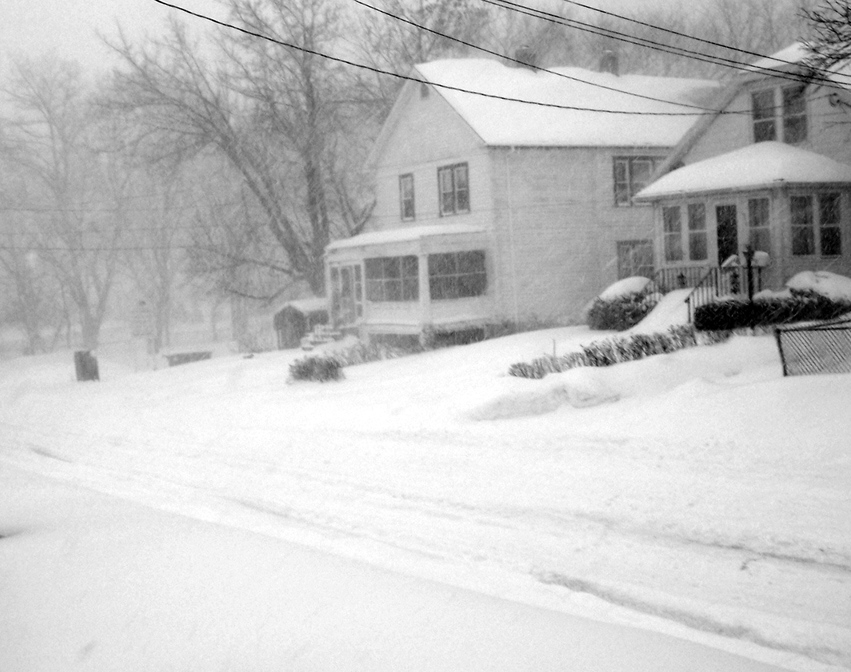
left=353, top=0, right=727, bottom=114
left=553, top=0, right=851, bottom=81
left=149, top=0, right=725, bottom=116
left=483, top=0, right=849, bottom=89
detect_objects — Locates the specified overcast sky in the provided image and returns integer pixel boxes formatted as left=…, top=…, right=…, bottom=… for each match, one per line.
left=0, top=0, right=679, bottom=77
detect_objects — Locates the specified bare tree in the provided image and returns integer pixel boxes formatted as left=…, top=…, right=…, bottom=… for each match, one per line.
left=352, top=0, right=490, bottom=115
left=802, top=0, right=851, bottom=73
left=107, top=0, right=373, bottom=300
left=0, top=57, right=126, bottom=349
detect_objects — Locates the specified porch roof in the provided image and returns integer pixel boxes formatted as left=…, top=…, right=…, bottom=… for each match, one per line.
left=635, top=142, right=851, bottom=201
left=327, top=224, right=487, bottom=252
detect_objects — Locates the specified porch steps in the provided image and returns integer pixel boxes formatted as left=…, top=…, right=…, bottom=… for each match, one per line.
left=300, top=324, right=343, bottom=350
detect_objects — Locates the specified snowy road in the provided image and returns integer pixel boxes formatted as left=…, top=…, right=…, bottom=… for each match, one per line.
left=1, top=332, right=850, bottom=671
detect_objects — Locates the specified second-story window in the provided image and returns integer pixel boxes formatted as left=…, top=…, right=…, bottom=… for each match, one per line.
left=614, top=156, right=661, bottom=206
left=438, top=163, right=469, bottom=216
left=399, top=174, right=415, bottom=221
left=752, top=89, right=776, bottom=142
left=752, top=85, right=807, bottom=144
left=782, top=84, right=807, bottom=144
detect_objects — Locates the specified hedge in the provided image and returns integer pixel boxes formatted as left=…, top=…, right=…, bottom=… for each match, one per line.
left=586, top=292, right=659, bottom=331
left=694, top=293, right=851, bottom=331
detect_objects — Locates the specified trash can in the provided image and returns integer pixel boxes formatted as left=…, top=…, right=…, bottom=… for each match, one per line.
left=74, top=350, right=100, bottom=382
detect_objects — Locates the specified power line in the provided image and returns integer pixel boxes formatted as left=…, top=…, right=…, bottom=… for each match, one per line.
left=553, top=0, right=851, bottom=81
left=353, top=0, right=726, bottom=114
left=483, top=0, right=850, bottom=89
left=149, top=0, right=724, bottom=117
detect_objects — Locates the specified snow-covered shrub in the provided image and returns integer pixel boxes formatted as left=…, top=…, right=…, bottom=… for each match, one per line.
left=586, top=278, right=658, bottom=331
left=786, top=270, right=851, bottom=302
left=508, top=326, right=727, bottom=379
left=694, top=294, right=851, bottom=331
left=288, top=355, right=344, bottom=382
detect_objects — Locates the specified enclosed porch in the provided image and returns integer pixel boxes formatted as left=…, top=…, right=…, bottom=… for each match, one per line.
left=325, top=224, right=494, bottom=341
left=636, top=142, right=851, bottom=319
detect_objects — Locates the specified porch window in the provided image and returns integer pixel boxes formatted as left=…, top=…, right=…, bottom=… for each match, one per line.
left=399, top=174, right=415, bottom=221
left=752, top=89, right=776, bottom=142
left=364, top=256, right=419, bottom=302
left=791, top=195, right=815, bottom=255
left=428, top=250, right=486, bottom=300
left=614, top=156, right=662, bottom=206
left=820, top=193, right=842, bottom=256
left=663, top=206, right=683, bottom=262
left=748, top=198, right=771, bottom=253
left=438, top=163, right=470, bottom=216
left=782, top=85, right=807, bottom=144
left=687, top=203, right=707, bottom=261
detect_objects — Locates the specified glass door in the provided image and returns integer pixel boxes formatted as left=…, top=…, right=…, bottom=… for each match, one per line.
left=330, top=264, right=363, bottom=328
left=715, top=204, right=738, bottom=265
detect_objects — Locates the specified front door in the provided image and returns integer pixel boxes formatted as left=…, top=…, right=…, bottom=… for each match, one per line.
left=716, top=204, right=738, bottom=265
left=330, top=264, right=363, bottom=328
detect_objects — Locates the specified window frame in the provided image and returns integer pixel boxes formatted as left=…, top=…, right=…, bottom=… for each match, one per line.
left=437, top=163, right=470, bottom=217
left=791, top=195, right=816, bottom=256
left=747, top=197, right=771, bottom=254
left=820, top=193, right=842, bottom=257
left=782, top=84, right=808, bottom=144
left=751, top=89, right=777, bottom=143
left=428, top=250, right=487, bottom=300
left=687, top=202, right=708, bottom=262
left=663, top=205, right=683, bottom=262
left=399, top=173, right=415, bottom=221
left=364, top=255, right=419, bottom=302
left=613, top=156, right=663, bottom=206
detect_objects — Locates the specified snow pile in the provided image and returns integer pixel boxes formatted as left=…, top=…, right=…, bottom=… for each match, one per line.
left=598, top=276, right=652, bottom=300
left=628, top=288, right=691, bottom=333
left=786, top=271, right=851, bottom=302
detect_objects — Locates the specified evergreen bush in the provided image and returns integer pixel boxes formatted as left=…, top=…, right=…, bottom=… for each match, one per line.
left=288, top=355, right=344, bottom=382
left=586, top=292, right=659, bottom=331
left=508, top=325, right=729, bottom=379
left=694, top=293, right=851, bottom=331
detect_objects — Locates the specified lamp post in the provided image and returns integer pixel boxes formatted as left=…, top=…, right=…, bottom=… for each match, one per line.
left=742, top=243, right=756, bottom=302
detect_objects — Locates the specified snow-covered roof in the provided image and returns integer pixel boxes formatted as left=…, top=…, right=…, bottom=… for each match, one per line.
left=745, top=43, right=809, bottom=73
left=283, top=297, right=328, bottom=314
left=327, top=224, right=487, bottom=251
left=636, top=142, right=851, bottom=200
left=414, top=59, right=720, bottom=148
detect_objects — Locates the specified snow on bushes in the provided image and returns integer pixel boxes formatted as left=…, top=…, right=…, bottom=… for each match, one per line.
left=288, top=355, right=344, bottom=382
left=786, top=270, right=851, bottom=302
left=586, top=277, right=660, bottom=331
left=508, top=326, right=730, bottom=379
left=694, top=294, right=851, bottom=331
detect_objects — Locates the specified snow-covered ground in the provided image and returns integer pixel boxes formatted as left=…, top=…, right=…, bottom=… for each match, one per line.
left=1, top=313, right=849, bottom=670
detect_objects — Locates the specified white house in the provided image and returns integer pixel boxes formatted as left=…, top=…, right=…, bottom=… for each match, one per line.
left=635, top=44, right=851, bottom=295
left=324, top=57, right=719, bottom=342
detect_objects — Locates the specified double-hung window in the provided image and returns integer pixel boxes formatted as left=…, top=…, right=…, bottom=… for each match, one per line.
left=752, top=85, right=807, bottom=144
left=782, top=85, right=807, bottom=144
left=364, top=256, right=419, bottom=302
left=791, top=196, right=815, bottom=256
left=428, top=251, right=486, bottom=300
left=399, top=174, right=415, bottom=221
left=748, top=198, right=771, bottom=253
left=663, top=206, right=683, bottom=262
left=820, top=193, right=842, bottom=256
left=687, top=203, right=708, bottom=261
left=614, top=157, right=661, bottom=206
left=752, top=90, right=776, bottom=142
left=438, top=163, right=470, bottom=216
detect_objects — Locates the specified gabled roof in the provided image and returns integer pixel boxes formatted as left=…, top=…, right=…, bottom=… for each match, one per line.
left=635, top=142, right=851, bottom=200
left=411, top=59, right=720, bottom=148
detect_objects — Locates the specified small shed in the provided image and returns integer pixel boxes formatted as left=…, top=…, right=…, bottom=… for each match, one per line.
left=273, top=297, right=329, bottom=349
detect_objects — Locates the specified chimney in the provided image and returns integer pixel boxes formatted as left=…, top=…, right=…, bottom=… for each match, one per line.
left=514, top=45, right=538, bottom=70
left=600, top=49, right=619, bottom=76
